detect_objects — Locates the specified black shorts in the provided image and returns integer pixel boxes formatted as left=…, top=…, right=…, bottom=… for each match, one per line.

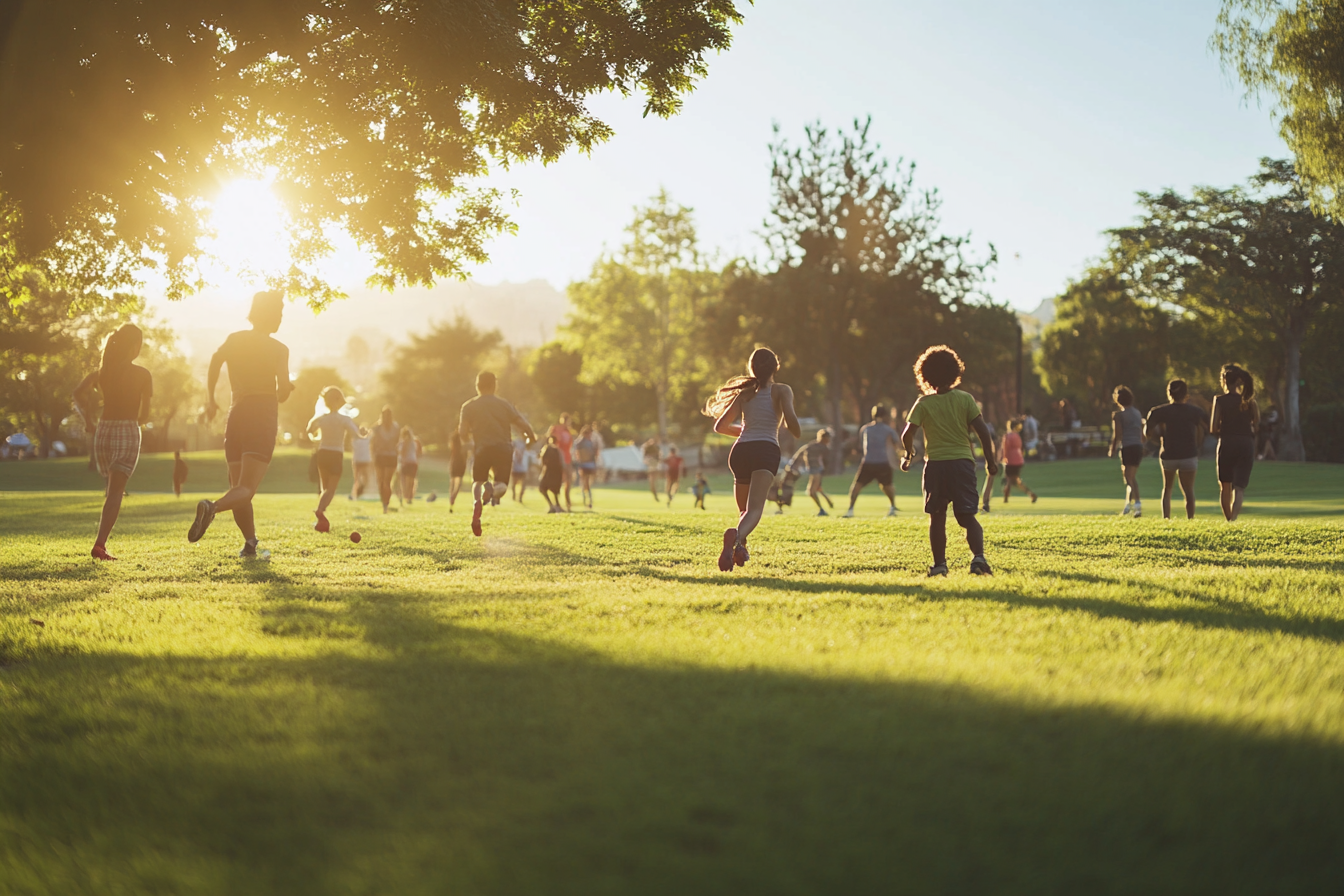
left=1120, top=445, right=1143, bottom=467
left=923, top=458, right=979, bottom=516
left=316, top=449, right=344, bottom=480
left=540, top=473, right=563, bottom=492
left=224, top=395, right=278, bottom=464
left=400, top=462, right=418, bottom=481
left=375, top=454, right=398, bottom=473
left=473, top=443, right=512, bottom=485
left=450, top=458, right=467, bottom=478
left=728, top=440, right=781, bottom=485
left=854, top=462, right=893, bottom=488
left=1217, top=436, right=1255, bottom=489
left=1005, top=464, right=1023, bottom=480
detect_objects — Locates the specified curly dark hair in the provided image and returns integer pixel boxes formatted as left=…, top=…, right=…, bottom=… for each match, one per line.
left=914, top=345, right=964, bottom=394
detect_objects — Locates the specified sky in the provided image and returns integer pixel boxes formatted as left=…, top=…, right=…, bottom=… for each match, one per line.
left=158, top=0, right=1288, bottom=331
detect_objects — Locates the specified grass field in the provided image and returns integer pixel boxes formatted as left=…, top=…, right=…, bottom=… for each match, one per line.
left=2, top=452, right=1343, bottom=894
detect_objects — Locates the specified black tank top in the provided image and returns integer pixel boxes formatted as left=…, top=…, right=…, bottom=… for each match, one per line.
left=1214, top=393, right=1256, bottom=439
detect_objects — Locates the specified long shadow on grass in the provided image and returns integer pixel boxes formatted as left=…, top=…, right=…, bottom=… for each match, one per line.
left=3, top=591, right=1342, bottom=895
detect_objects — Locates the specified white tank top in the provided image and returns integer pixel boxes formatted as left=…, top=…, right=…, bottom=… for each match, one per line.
left=738, top=385, right=778, bottom=444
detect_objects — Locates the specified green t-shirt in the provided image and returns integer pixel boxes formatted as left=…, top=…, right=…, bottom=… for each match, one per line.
left=907, top=389, right=981, bottom=461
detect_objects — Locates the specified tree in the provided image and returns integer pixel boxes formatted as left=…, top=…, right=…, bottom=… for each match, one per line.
left=562, top=191, right=718, bottom=441
left=141, top=339, right=202, bottom=444
left=1112, top=159, right=1344, bottom=460
left=379, top=315, right=502, bottom=447
left=0, top=1, right=744, bottom=306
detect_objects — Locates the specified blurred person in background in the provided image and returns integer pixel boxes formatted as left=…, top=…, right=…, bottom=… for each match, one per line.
left=399, top=425, right=423, bottom=503
left=1108, top=385, right=1144, bottom=517
left=371, top=407, right=400, bottom=513
left=306, top=386, right=367, bottom=531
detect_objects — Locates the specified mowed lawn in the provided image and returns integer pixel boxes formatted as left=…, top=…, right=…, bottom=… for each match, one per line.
left=2, top=453, right=1343, bottom=894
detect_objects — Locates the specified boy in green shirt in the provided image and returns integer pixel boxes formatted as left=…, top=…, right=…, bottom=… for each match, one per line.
left=899, top=345, right=999, bottom=576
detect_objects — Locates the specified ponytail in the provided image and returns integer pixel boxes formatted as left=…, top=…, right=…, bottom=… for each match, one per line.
left=1221, top=363, right=1255, bottom=411
left=99, top=324, right=143, bottom=376
left=702, top=348, right=779, bottom=419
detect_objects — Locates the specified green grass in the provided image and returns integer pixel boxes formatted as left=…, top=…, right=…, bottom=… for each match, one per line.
left=2, top=455, right=1343, bottom=894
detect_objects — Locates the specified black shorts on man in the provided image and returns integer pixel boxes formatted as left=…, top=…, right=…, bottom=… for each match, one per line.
left=473, top=443, right=513, bottom=485
left=854, top=462, right=893, bottom=488
left=1120, top=445, right=1143, bottom=467
left=224, top=395, right=278, bottom=464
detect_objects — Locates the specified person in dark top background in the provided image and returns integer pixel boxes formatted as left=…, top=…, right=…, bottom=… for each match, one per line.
left=173, top=450, right=188, bottom=497
left=74, top=323, right=153, bottom=560
left=539, top=435, right=565, bottom=513
left=459, top=370, right=536, bottom=536
left=1144, top=378, right=1207, bottom=520
left=1210, top=363, right=1259, bottom=522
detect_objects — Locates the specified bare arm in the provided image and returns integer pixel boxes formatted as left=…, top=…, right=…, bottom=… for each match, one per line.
left=713, top=391, right=749, bottom=437
left=1109, top=411, right=1121, bottom=456
left=138, top=374, right=153, bottom=427
left=513, top=409, right=538, bottom=445
left=776, top=384, right=801, bottom=439
left=205, top=348, right=225, bottom=421
left=899, top=423, right=918, bottom=472
left=73, top=372, right=98, bottom=433
left=1209, top=401, right=1222, bottom=437
left=276, top=345, right=294, bottom=403
left=1250, top=399, right=1260, bottom=431
left=971, top=416, right=999, bottom=476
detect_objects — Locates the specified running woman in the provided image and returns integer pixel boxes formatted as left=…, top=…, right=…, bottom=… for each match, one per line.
left=1211, top=363, right=1259, bottom=522
left=787, top=429, right=833, bottom=515
left=999, top=419, right=1037, bottom=504
left=73, top=324, right=152, bottom=560
left=1108, top=385, right=1144, bottom=517
left=448, top=432, right=468, bottom=513
left=306, top=386, right=366, bottom=531
left=844, top=405, right=899, bottom=518
left=350, top=429, right=373, bottom=500
left=704, top=348, right=801, bottom=572
left=574, top=426, right=598, bottom=508
left=1144, top=378, right=1207, bottom=520
left=187, top=291, right=294, bottom=557
left=371, top=407, right=399, bottom=513
left=642, top=438, right=662, bottom=502
left=547, top=413, right=575, bottom=511
left=538, top=435, right=565, bottom=513
left=459, top=371, right=537, bottom=536
left=899, top=345, right=998, bottom=577
left=692, top=472, right=711, bottom=510
left=398, top=425, right=423, bottom=503
left=664, top=445, right=684, bottom=505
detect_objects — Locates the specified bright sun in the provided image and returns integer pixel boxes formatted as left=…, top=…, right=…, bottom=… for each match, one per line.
left=201, top=177, right=290, bottom=287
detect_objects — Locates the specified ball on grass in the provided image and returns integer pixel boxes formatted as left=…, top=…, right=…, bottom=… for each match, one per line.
left=350, top=531, right=362, bottom=544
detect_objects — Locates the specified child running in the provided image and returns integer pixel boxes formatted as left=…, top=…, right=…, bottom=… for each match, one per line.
left=73, top=324, right=152, bottom=560
left=306, top=386, right=367, bottom=532
left=511, top=436, right=531, bottom=502
left=664, top=445, right=684, bottom=505
left=844, top=406, right=899, bottom=518
left=704, top=348, right=801, bottom=572
left=187, top=291, right=294, bottom=557
left=458, top=371, right=537, bottom=536
left=448, top=432, right=468, bottom=513
left=692, top=472, right=711, bottom=510
left=547, top=413, right=575, bottom=511
left=787, top=429, right=833, bottom=515
left=999, top=419, right=1037, bottom=505
left=398, top=425, right=423, bottom=503
left=1108, top=385, right=1144, bottom=517
left=642, top=438, right=662, bottom=502
left=1144, top=379, right=1207, bottom=520
left=574, top=426, right=599, bottom=508
left=899, top=345, right=998, bottom=577
left=539, top=435, right=565, bottom=513
left=371, top=407, right=400, bottom=513
left=1210, top=363, right=1259, bottom=521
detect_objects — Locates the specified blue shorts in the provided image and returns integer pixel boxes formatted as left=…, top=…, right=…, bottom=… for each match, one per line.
left=577, top=461, right=597, bottom=472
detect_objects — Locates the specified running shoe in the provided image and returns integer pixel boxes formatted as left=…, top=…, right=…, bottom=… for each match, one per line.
left=970, top=556, right=993, bottom=576
left=886, top=506, right=898, bottom=517
left=1122, top=502, right=1133, bottom=516
left=982, top=503, right=991, bottom=513
left=842, top=508, right=854, bottom=518
left=239, top=539, right=258, bottom=559
left=816, top=508, right=828, bottom=516
left=734, top=540, right=749, bottom=567
left=1030, top=493, right=1038, bottom=504
left=188, top=499, right=216, bottom=543
left=718, top=528, right=737, bottom=572
left=775, top=508, right=785, bottom=514
left=91, top=545, right=117, bottom=561
left=928, top=564, right=949, bottom=577
left=1132, top=503, right=1142, bottom=519
left=471, top=499, right=483, bottom=537
left=314, top=509, right=330, bottom=533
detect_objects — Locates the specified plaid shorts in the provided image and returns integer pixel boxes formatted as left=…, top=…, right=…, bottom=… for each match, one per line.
left=95, top=420, right=141, bottom=477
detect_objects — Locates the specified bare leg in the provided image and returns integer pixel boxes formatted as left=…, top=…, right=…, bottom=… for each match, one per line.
left=377, top=465, right=393, bottom=511
left=317, top=466, right=340, bottom=514
left=95, top=468, right=132, bottom=550
left=449, top=475, right=462, bottom=509
left=667, top=478, right=678, bottom=504
left=981, top=471, right=995, bottom=508
left=1232, top=486, right=1245, bottom=520
left=648, top=470, right=659, bottom=502
left=734, top=481, right=749, bottom=514
left=881, top=483, right=897, bottom=509
left=564, top=467, right=573, bottom=510
left=928, top=511, right=948, bottom=567
left=955, top=509, right=985, bottom=558
left=847, top=477, right=863, bottom=512
left=1178, top=468, right=1197, bottom=519
left=733, top=469, right=777, bottom=548
left=215, top=457, right=270, bottom=543
left=1009, top=476, right=1036, bottom=500
left=1123, top=465, right=1140, bottom=504
left=1161, top=468, right=1177, bottom=519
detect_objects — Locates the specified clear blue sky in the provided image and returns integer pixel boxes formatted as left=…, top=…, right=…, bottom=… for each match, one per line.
left=464, top=0, right=1286, bottom=312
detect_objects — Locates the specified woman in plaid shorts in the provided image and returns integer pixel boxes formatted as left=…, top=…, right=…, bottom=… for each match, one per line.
left=73, top=323, right=153, bottom=561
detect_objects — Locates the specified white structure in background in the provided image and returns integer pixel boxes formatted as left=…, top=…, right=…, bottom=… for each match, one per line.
left=598, top=445, right=649, bottom=474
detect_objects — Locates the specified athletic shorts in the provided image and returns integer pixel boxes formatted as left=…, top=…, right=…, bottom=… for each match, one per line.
left=854, top=462, right=893, bottom=488
left=923, top=458, right=979, bottom=516
left=315, top=448, right=344, bottom=480
left=224, top=395, right=277, bottom=464
left=1005, top=464, right=1023, bottom=480
left=450, top=459, right=467, bottom=478
left=541, top=472, right=563, bottom=492
left=1217, top=436, right=1255, bottom=489
left=375, top=454, right=398, bottom=472
left=577, top=461, right=597, bottom=472
left=94, top=420, right=141, bottom=477
left=1120, top=445, right=1143, bottom=467
left=400, top=462, right=419, bottom=481
left=473, top=443, right=512, bottom=485
left=1161, top=456, right=1198, bottom=473
left=728, top=440, right=781, bottom=485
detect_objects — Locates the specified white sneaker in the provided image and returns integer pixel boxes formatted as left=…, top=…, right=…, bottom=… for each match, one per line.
left=1133, top=502, right=1142, bottom=518
left=1122, top=502, right=1133, bottom=516
left=886, top=506, right=898, bottom=517
left=842, top=508, right=854, bottom=518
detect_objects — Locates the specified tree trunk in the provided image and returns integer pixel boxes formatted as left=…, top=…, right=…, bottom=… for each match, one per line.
left=1281, top=323, right=1306, bottom=461
left=656, top=386, right=668, bottom=445
left=828, top=357, right=844, bottom=472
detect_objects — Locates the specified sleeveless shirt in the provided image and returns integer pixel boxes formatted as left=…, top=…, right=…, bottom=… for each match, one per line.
left=738, top=385, right=778, bottom=444
left=1114, top=406, right=1143, bottom=448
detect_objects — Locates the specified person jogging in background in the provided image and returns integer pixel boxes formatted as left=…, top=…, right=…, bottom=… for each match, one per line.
left=73, top=323, right=152, bottom=560
left=370, top=407, right=400, bottom=513
left=1211, top=363, right=1259, bottom=522
left=1021, top=407, right=1039, bottom=457
left=1257, top=406, right=1278, bottom=461
left=547, top=413, right=575, bottom=511
left=306, top=386, right=366, bottom=532
left=1108, top=385, right=1144, bottom=517
left=664, top=445, right=685, bottom=505
left=574, top=426, right=599, bottom=508
left=398, top=425, right=423, bottom=503
left=642, top=437, right=662, bottom=502
left=350, top=429, right=372, bottom=501
left=899, top=345, right=998, bottom=577
left=448, top=432, right=468, bottom=513
left=510, top=435, right=531, bottom=503
left=173, top=450, right=188, bottom=497
left=692, top=472, right=711, bottom=510
left=786, top=429, right=833, bottom=515
left=705, top=347, right=801, bottom=572
left=844, top=406, right=899, bottom=518
left=1145, top=378, right=1207, bottom=520
left=978, top=406, right=998, bottom=513
left=459, top=371, right=537, bottom=536
left=188, top=291, right=294, bottom=557
left=999, top=418, right=1037, bottom=505
left=539, top=435, right=565, bottom=513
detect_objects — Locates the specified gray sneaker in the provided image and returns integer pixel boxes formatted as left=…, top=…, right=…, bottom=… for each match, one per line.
left=239, top=539, right=258, bottom=559
left=928, top=564, right=949, bottom=577
left=970, top=556, right=993, bottom=576
left=188, top=499, right=216, bottom=543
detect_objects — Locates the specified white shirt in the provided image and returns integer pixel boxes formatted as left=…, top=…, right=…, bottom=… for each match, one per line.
left=308, top=411, right=361, bottom=452
left=352, top=435, right=372, bottom=464
left=512, top=438, right=531, bottom=471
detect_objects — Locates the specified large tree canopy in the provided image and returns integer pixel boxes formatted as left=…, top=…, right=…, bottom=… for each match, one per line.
left=0, top=0, right=743, bottom=305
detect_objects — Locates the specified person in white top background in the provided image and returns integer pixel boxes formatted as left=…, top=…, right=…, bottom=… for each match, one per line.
left=398, top=425, right=423, bottom=503
left=511, top=435, right=532, bottom=502
left=307, top=386, right=368, bottom=532
left=350, top=430, right=373, bottom=501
